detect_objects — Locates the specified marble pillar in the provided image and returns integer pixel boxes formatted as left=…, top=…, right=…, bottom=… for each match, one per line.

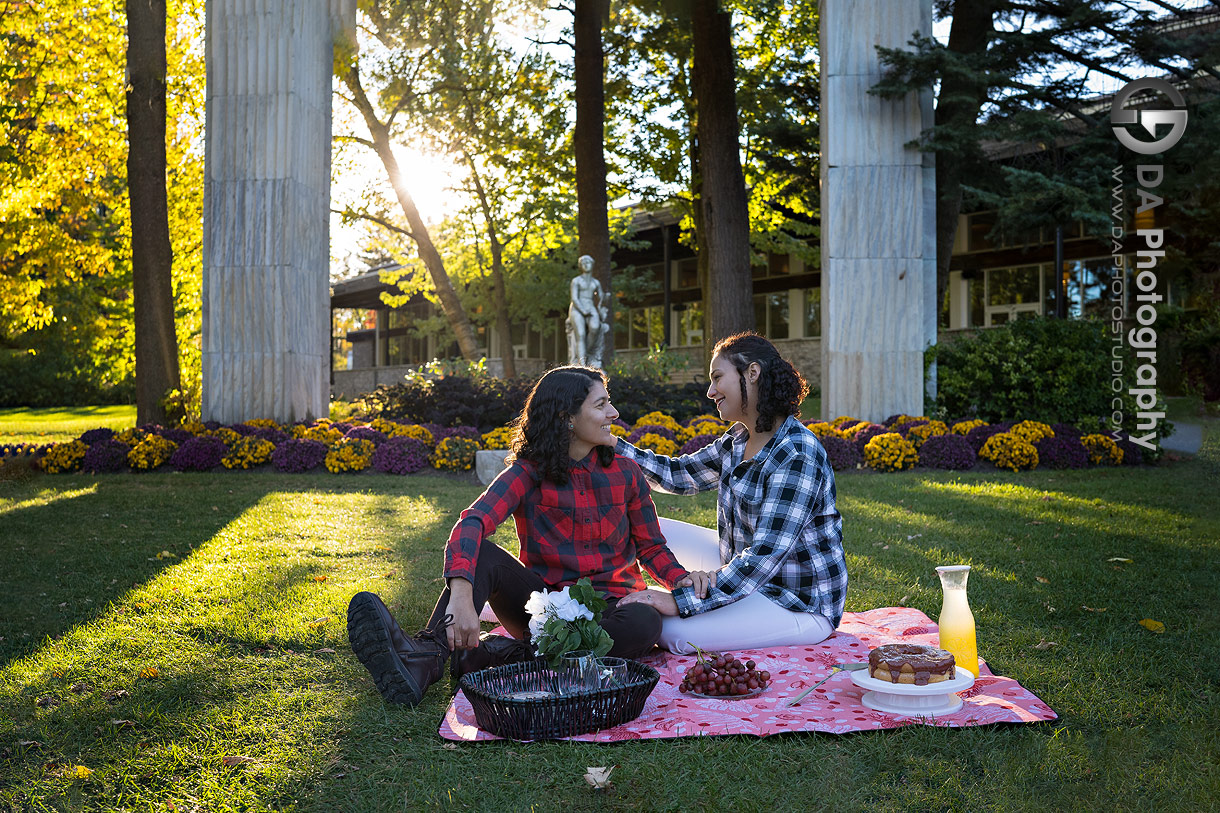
left=819, top=0, right=936, bottom=424
left=202, top=0, right=355, bottom=423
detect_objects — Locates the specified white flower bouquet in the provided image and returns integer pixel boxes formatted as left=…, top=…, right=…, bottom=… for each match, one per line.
left=525, top=577, right=614, bottom=667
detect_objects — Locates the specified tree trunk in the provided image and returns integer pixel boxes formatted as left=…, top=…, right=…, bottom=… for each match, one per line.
left=574, top=0, right=613, bottom=366
left=692, top=0, right=753, bottom=346
left=465, top=154, right=517, bottom=378
left=935, top=1, right=995, bottom=315
left=342, top=66, right=481, bottom=362
left=126, top=0, right=180, bottom=425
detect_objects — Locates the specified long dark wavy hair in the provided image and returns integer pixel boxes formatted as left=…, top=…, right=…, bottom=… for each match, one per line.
left=712, top=331, right=809, bottom=433
left=508, top=366, right=615, bottom=485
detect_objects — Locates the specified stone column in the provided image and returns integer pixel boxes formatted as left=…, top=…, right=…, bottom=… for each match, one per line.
left=819, top=0, right=936, bottom=424
left=203, top=0, right=355, bottom=424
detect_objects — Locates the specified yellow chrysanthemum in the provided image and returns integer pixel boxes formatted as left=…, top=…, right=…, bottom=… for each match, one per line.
left=636, top=432, right=679, bottom=456
left=1081, top=434, right=1123, bottom=465
left=431, top=437, right=479, bottom=471
left=632, top=411, right=682, bottom=433
left=907, top=420, right=949, bottom=449
left=128, top=436, right=178, bottom=471
left=951, top=419, right=988, bottom=435
left=42, top=440, right=88, bottom=474
left=863, top=432, right=918, bottom=472
left=325, top=438, right=376, bottom=473
left=805, top=421, right=846, bottom=439
left=481, top=426, right=516, bottom=449
left=1010, top=420, right=1055, bottom=444
left=979, top=432, right=1040, bottom=472
left=222, top=436, right=276, bottom=469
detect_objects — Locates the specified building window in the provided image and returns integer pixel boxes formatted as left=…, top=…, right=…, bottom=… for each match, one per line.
left=985, top=265, right=1042, bottom=325
left=804, top=288, right=821, bottom=338
left=673, top=258, right=699, bottom=290
left=677, top=303, right=704, bottom=347
left=622, top=306, right=664, bottom=349
left=753, top=293, right=790, bottom=339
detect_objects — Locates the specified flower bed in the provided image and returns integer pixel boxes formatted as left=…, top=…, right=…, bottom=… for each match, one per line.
left=3, top=411, right=1162, bottom=477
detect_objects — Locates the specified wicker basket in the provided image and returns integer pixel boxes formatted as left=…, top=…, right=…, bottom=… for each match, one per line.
left=459, top=657, right=659, bottom=740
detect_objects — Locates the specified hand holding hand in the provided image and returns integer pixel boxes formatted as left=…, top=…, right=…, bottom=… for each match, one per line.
left=675, top=570, right=716, bottom=599
left=618, top=588, right=680, bottom=616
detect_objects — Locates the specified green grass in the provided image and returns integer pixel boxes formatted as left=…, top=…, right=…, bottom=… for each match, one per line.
left=1, top=461, right=1218, bottom=811
left=0, top=406, right=137, bottom=445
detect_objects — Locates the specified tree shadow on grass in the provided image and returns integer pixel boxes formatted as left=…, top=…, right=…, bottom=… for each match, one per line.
left=0, top=473, right=278, bottom=669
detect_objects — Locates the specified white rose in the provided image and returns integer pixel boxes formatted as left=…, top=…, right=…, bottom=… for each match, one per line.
left=552, top=593, right=594, bottom=622
left=524, top=590, right=549, bottom=618
left=528, top=614, right=547, bottom=641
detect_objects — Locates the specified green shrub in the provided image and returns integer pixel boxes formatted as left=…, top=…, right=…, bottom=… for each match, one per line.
left=930, top=318, right=1168, bottom=436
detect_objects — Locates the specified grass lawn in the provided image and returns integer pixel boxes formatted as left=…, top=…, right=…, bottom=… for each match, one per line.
left=2, top=456, right=1218, bottom=811
left=0, top=406, right=137, bottom=446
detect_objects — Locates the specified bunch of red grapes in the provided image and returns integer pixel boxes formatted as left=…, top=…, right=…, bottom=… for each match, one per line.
left=678, top=651, right=770, bottom=696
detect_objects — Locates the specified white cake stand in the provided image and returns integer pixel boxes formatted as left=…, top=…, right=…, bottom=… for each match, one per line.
left=850, top=667, right=975, bottom=717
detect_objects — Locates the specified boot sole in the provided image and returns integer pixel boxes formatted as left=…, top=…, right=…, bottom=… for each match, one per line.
left=347, top=592, right=425, bottom=705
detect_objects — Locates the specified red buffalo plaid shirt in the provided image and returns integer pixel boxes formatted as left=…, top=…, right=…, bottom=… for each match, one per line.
left=443, top=451, right=689, bottom=598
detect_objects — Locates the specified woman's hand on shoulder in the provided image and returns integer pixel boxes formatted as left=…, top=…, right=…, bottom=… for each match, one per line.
left=617, top=588, right=680, bottom=616
left=675, top=570, right=715, bottom=599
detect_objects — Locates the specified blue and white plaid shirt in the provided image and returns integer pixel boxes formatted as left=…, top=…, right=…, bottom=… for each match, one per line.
left=617, top=415, right=847, bottom=626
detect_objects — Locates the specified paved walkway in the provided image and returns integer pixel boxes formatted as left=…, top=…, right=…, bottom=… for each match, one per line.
left=1161, top=421, right=1204, bottom=454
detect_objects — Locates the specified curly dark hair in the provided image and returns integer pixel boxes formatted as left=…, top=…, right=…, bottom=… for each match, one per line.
left=508, top=366, right=615, bottom=485
left=712, top=331, right=809, bottom=433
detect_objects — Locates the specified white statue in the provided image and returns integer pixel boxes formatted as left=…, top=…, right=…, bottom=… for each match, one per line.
left=567, top=254, right=609, bottom=368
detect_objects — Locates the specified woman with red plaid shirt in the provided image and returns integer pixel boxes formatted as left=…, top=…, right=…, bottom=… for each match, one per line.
left=346, top=366, right=711, bottom=706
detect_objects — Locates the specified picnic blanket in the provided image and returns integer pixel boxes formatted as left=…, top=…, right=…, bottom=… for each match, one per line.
left=439, top=606, right=1058, bottom=742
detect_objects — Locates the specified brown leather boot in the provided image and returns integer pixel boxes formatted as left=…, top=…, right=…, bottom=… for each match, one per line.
left=452, top=633, right=535, bottom=680
left=347, top=591, right=450, bottom=705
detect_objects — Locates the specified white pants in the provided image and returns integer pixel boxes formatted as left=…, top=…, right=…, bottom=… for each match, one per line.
left=656, top=517, right=835, bottom=655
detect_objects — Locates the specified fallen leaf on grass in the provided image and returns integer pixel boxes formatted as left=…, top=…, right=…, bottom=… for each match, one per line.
left=314, top=648, right=336, bottom=654
left=1139, top=618, right=1165, bottom=633
left=1032, top=639, right=1058, bottom=650
left=138, top=667, right=159, bottom=679
left=221, top=755, right=255, bottom=768
left=307, top=616, right=330, bottom=628
left=1035, top=576, right=1049, bottom=584
left=313, top=575, right=328, bottom=582
left=108, top=719, right=136, bottom=729
left=18, top=740, right=41, bottom=750
left=898, top=595, right=910, bottom=605
left=34, top=696, right=59, bottom=708
left=70, top=682, right=91, bottom=694
left=72, top=765, right=93, bottom=779
left=155, top=551, right=175, bottom=560
left=102, top=689, right=129, bottom=703
left=375, top=545, right=392, bottom=552
left=442, top=743, right=459, bottom=751
left=1081, top=606, right=1107, bottom=612
left=1108, top=557, right=1133, bottom=563
left=584, top=766, right=615, bottom=790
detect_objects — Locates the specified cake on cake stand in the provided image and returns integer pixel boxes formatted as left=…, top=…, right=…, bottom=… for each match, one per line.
left=850, top=667, right=975, bottom=717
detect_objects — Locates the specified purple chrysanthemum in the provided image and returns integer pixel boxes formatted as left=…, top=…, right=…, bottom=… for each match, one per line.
left=81, top=438, right=130, bottom=473
left=271, top=439, right=328, bottom=473
left=345, top=426, right=388, bottom=445
left=679, top=434, right=719, bottom=455
left=170, top=436, right=227, bottom=472
left=1034, top=435, right=1089, bottom=469
left=918, top=434, right=977, bottom=470
left=852, top=423, right=888, bottom=455
left=893, top=418, right=929, bottom=437
left=79, top=427, right=114, bottom=445
left=371, top=436, right=430, bottom=475
left=820, top=435, right=862, bottom=471
left=628, top=425, right=676, bottom=444
left=966, top=423, right=1007, bottom=452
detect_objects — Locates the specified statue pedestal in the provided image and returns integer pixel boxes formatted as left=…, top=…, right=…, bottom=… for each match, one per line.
left=476, top=449, right=510, bottom=485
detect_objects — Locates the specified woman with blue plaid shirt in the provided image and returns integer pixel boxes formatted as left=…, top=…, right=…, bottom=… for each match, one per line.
left=616, top=332, right=848, bottom=654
